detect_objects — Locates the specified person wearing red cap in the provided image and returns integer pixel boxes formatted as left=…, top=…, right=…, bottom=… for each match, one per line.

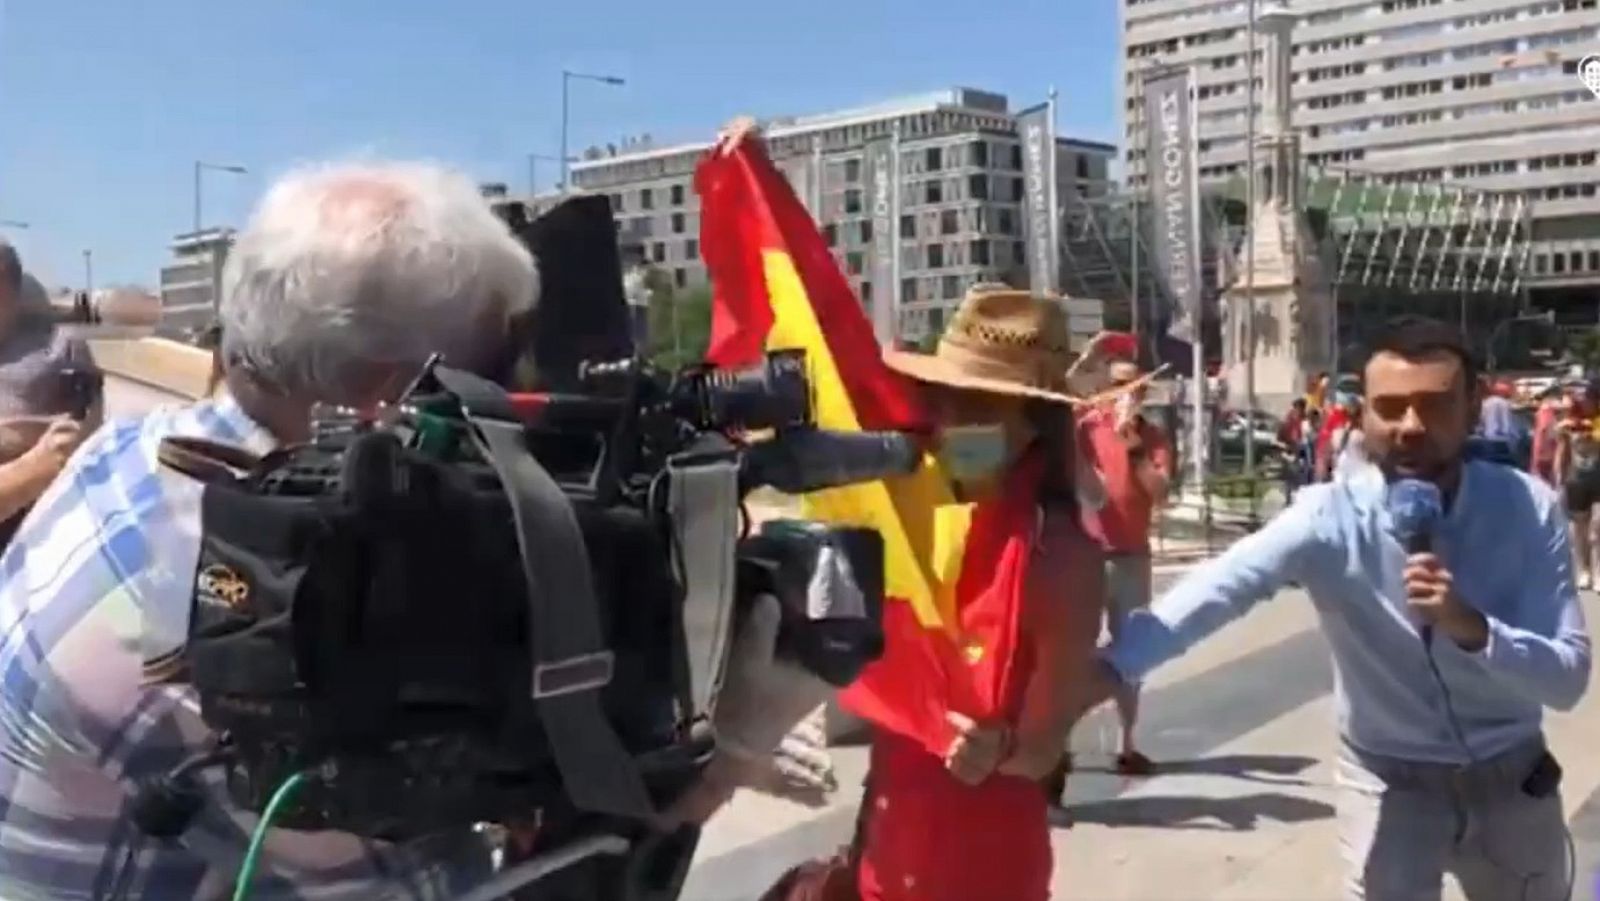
left=1074, top=353, right=1173, bottom=777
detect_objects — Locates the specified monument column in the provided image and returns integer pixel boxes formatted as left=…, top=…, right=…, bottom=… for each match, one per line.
left=1221, top=1, right=1334, bottom=413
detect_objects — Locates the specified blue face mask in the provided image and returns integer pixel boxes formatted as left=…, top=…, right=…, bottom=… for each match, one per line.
left=938, top=424, right=1010, bottom=483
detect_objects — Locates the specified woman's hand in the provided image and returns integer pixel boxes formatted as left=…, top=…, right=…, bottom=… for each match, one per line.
left=943, top=711, right=1011, bottom=786
left=715, top=116, right=764, bottom=156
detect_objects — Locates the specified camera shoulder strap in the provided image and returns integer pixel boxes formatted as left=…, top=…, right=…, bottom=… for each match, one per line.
left=665, top=438, right=742, bottom=720
left=433, top=367, right=654, bottom=820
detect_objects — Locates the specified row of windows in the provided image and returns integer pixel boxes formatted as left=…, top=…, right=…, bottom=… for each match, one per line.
left=900, top=256, right=1026, bottom=303
left=613, top=211, right=702, bottom=241
left=638, top=238, right=700, bottom=266
left=1301, top=87, right=1591, bottom=137
left=578, top=110, right=1020, bottom=190
left=1349, top=151, right=1599, bottom=185
left=614, top=142, right=1102, bottom=216
left=1138, top=83, right=1589, bottom=154
left=1126, top=13, right=1522, bottom=59
left=1130, top=0, right=1589, bottom=44
left=824, top=205, right=1026, bottom=250
left=1306, top=149, right=1370, bottom=168
left=1132, top=22, right=1596, bottom=95
left=840, top=174, right=1030, bottom=211
left=834, top=237, right=1024, bottom=276
left=1143, top=55, right=1576, bottom=131
left=1532, top=249, right=1600, bottom=276
left=1305, top=62, right=1368, bottom=82
left=1526, top=181, right=1600, bottom=201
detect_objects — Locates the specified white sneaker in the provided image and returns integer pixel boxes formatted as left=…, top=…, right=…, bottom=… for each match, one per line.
left=1579, top=572, right=1593, bottom=591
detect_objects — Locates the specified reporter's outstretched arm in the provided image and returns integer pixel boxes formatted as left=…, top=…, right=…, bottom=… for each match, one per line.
left=1101, top=488, right=1329, bottom=686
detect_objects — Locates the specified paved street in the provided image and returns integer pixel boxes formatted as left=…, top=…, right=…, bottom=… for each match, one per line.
left=686, top=577, right=1600, bottom=901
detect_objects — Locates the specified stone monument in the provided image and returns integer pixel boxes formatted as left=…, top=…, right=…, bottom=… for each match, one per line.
left=1221, top=3, right=1335, bottom=413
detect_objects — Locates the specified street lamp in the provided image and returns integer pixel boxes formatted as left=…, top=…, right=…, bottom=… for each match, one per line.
left=194, top=161, right=249, bottom=234
left=0, top=219, right=28, bottom=230
left=527, top=152, right=576, bottom=197
left=560, top=70, right=626, bottom=192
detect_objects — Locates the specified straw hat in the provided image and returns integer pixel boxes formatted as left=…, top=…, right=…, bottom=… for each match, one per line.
left=883, top=285, right=1080, bottom=404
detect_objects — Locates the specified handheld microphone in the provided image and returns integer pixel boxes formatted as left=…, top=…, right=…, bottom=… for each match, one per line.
left=1387, top=478, right=1443, bottom=643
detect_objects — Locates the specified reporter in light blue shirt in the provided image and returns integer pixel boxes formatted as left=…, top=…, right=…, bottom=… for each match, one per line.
left=1085, top=317, right=1590, bottom=901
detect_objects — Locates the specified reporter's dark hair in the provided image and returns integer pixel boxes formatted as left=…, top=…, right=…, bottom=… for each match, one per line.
left=1364, top=316, right=1477, bottom=394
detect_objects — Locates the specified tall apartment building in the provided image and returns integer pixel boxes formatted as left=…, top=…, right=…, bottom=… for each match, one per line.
left=157, top=228, right=233, bottom=341
left=1121, top=0, right=1600, bottom=310
left=566, top=88, right=1116, bottom=342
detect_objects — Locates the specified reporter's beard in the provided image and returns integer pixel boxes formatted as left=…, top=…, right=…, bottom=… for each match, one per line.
left=1377, top=451, right=1463, bottom=489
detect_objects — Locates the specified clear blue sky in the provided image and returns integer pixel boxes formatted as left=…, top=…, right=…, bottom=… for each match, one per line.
left=0, top=0, right=1121, bottom=289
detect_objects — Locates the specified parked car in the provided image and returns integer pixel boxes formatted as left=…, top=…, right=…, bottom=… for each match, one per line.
left=1216, top=410, right=1285, bottom=461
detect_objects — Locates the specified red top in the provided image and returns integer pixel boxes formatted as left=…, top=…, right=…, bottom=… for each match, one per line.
left=854, top=469, right=1104, bottom=901
left=1315, top=406, right=1351, bottom=460
left=1532, top=401, right=1559, bottom=474
left=1082, top=408, right=1172, bottom=554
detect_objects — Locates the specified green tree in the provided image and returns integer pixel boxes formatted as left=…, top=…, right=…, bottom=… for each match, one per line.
left=644, top=273, right=714, bottom=371
left=1565, top=328, right=1600, bottom=373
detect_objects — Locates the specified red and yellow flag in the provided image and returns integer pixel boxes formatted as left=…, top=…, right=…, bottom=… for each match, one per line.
left=695, top=135, right=1034, bottom=755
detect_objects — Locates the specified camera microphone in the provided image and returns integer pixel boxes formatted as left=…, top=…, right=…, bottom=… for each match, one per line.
left=1387, top=477, right=1443, bottom=643
left=741, top=428, right=922, bottom=495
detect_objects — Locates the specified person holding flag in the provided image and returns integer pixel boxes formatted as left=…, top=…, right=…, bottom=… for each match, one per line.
left=692, top=120, right=1117, bottom=901
left=836, top=288, right=1108, bottom=901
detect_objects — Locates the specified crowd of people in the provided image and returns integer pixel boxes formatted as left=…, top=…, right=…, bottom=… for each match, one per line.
left=0, top=121, right=1588, bottom=901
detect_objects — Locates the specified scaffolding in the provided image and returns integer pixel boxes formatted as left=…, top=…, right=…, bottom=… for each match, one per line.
left=1059, top=165, right=1530, bottom=369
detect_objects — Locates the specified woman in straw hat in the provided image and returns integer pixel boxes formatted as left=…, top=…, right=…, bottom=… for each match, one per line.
left=841, top=286, right=1111, bottom=901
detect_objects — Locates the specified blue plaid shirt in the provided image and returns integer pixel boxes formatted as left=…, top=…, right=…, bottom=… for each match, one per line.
left=0, top=395, right=491, bottom=900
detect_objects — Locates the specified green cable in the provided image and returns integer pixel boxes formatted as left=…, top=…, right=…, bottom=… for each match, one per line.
left=232, top=770, right=310, bottom=901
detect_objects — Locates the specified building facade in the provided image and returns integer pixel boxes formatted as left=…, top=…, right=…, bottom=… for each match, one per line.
left=1120, top=0, right=1600, bottom=311
left=157, top=229, right=233, bottom=341
left=564, top=88, right=1116, bottom=342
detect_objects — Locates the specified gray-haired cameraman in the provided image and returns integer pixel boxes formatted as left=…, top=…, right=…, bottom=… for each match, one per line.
left=0, top=162, right=835, bottom=901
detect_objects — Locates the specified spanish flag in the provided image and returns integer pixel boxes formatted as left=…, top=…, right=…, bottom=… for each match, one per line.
left=695, top=133, right=1030, bottom=756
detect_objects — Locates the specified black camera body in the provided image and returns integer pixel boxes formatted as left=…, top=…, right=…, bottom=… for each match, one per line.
left=159, top=353, right=904, bottom=848
left=144, top=194, right=912, bottom=899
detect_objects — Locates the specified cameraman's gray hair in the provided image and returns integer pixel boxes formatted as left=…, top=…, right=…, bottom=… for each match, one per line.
left=0, top=239, right=21, bottom=293
left=218, top=160, right=539, bottom=397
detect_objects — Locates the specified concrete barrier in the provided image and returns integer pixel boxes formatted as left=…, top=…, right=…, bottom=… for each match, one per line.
left=90, top=337, right=211, bottom=400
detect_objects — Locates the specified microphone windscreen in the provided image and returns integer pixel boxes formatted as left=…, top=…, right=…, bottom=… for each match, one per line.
left=1387, top=478, right=1443, bottom=553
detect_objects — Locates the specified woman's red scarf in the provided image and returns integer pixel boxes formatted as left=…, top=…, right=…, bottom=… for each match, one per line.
left=840, top=452, right=1047, bottom=757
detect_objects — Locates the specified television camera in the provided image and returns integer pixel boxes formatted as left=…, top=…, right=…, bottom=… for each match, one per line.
left=135, top=195, right=919, bottom=901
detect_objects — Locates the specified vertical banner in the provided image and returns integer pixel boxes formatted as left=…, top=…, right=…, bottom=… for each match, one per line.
left=1141, top=66, right=1203, bottom=343
left=1017, top=101, right=1059, bottom=295
left=809, top=141, right=824, bottom=220
left=863, top=133, right=900, bottom=345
